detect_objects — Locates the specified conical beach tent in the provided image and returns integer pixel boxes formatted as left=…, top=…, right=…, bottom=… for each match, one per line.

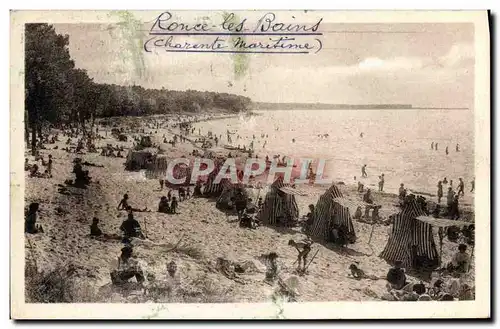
left=216, top=179, right=247, bottom=210
left=309, top=184, right=356, bottom=243
left=258, top=176, right=299, bottom=226
left=379, top=198, right=439, bottom=270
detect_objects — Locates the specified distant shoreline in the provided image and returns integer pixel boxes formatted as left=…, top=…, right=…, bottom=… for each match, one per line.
left=254, top=103, right=469, bottom=111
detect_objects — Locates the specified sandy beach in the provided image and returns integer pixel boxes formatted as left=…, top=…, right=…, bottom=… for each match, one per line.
left=23, top=112, right=475, bottom=303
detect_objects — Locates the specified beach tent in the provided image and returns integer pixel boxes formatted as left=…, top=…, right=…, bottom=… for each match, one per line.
left=258, top=176, right=300, bottom=226
left=415, top=216, right=471, bottom=268
left=145, top=155, right=168, bottom=179
left=216, top=179, right=247, bottom=210
left=309, top=184, right=357, bottom=244
left=125, top=150, right=154, bottom=171
left=379, top=199, right=439, bottom=270
left=203, top=168, right=226, bottom=197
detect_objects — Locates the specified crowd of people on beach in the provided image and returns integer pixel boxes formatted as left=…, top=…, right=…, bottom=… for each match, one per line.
left=24, top=113, right=476, bottom=301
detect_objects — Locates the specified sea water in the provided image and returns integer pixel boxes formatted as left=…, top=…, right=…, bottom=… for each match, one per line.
left=193, top=109, right=475, bottom=196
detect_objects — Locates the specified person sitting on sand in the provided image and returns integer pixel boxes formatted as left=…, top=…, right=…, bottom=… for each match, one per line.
left=178, top=187, right=186, bottom=201
left=158, top=196, right=170, bottom=214
left=90, top=217, right=103, bottom=237
left=330, top=223, right=348, bottom=247
left=117, top=194, right=148, bottom=212
left=356, top=181, right=364, bottom=193
left=120, top=212, right=145, bottom=239
left=371, top=205, right=382, bottom=221
left=29, top=164, right=40, bottom=178
left=24, top=158, right=31, bottom=171
left=353, top=206, right=363, bottom=220
left=363, top=189, right=374, bottom=204
left=239, top=210, right=256, bottom=230
left=117, top=194, right=130, bottom=210
left=447, top=244, right=470, bottom=273
left=25, top=202, right=43, bottom=234
left=193, top=181, right=202, bottom=197
left=170, top=196, right=178, bottom=214
left=432, top=204, right=441, bottom=218
left=111, top=245, right=145, bottom=285
left=386, top=260, right=407, bottom=290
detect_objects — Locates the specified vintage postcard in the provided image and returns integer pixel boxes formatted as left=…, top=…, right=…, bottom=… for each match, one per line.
left=10, top=10, right=490, bottom=319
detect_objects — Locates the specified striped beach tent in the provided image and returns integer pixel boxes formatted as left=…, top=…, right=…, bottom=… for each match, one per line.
left=216, top=179, right=247, bottom=210
left=125, top=150, right=154, bottom=171
left=379, top=199, right=439, bottom=270
left=259, top=176, right=300, bottom=226
left=145, top=155, right=168, bottom=179
left=309, top=184, right=356, bottom=243
left=203, top=168, right=225, bottom=197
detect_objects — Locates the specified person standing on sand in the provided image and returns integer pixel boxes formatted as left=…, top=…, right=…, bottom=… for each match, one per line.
left=431, top=142, right=434, bottom=150
left=361, top=164, right=368, bottom=178
left=435, top=143, right=438, bottom=151
left=450, top=195, right=460, bottom=220
left=457, top=178, right=465, bottom=197
left=471, top=178, right=475, bottom=192
left=378, top=174, right=385, bottom=192
left=445, top=146, right=449, bottom=155
left=446, top=187, right=455, bottom=217
left=170, top=196, right=178, bottom=214
left=437, top=181, right=443, bottom=204
left=456, top=144, right=460, bottom=152
left=47, top=155, right=53, bottom=178
left=399, top=183, right=407, bottom=203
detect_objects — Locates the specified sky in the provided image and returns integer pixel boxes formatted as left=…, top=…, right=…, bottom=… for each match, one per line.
left=53, top=19, right=475, bottom=108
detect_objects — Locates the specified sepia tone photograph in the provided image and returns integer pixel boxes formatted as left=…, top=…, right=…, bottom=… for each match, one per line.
left=10, top=10, right=490, bottom=319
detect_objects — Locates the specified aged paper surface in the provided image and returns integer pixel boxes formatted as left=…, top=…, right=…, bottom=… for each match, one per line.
left=10, top=10, right=490, bottom=319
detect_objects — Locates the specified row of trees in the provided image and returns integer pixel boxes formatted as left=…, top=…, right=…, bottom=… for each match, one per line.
left=25, top=23, right=252, bottom=155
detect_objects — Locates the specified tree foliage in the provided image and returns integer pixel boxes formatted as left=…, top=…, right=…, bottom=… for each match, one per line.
left=24, top=23, right=252, bottom=154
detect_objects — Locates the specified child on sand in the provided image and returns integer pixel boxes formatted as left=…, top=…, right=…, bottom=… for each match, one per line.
left=170, top=196, right=178, bottom=214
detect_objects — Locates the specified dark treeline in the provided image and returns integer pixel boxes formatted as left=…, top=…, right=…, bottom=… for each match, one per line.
left=24, top=23, right=251, bottom=155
